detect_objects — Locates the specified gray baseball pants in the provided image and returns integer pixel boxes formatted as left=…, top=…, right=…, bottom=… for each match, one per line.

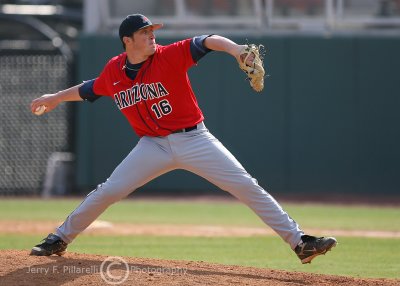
left=56, top=122, right=303, bottom=249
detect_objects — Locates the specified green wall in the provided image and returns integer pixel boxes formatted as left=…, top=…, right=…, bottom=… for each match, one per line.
left=76, top=34, right=400, bottom=196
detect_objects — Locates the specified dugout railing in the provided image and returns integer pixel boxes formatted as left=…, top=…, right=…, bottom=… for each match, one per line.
left=84, top=0, right=400, bottom=36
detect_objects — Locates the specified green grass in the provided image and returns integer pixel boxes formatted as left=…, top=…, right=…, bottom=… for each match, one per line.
left=0, top=199, right=399, bottom=231
left=0, top=199, right=399, bottom=279
left=1, top=234, right=399, bottom=279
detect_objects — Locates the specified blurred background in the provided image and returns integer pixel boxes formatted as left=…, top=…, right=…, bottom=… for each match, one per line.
left=0, top=0, right=399, bottom=202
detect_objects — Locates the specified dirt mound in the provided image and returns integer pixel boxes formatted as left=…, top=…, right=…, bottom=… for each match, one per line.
left=0, top=250, right=398, bottom=286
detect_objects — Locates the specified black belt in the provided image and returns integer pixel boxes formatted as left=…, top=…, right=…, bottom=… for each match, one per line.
left=172, top=125, right=197, bottom=133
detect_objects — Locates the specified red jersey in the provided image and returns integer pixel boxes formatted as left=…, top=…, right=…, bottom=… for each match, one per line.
left=93, top=39, right=204, bottom=137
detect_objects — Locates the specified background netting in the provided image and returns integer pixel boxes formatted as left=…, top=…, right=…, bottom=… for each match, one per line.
left=0, top=53, right=70, bottom=195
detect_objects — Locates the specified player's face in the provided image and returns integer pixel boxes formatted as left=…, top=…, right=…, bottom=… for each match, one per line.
left=132, top=26, right=157, bottom=56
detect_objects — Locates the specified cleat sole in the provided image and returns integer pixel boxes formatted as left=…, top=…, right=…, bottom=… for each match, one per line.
left=301, top=240, right=337, bottom=264
left=30, top=247, right=67, bottom=256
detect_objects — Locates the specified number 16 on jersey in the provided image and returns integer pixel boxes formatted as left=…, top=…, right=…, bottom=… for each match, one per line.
left=151, top=99, right=172, bottom=118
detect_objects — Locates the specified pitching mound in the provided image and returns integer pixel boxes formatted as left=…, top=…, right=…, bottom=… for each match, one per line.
left=0, top=250, right=398, bottom=286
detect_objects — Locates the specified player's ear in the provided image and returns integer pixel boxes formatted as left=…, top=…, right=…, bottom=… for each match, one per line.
left=122, top=36, right=133, bottom=47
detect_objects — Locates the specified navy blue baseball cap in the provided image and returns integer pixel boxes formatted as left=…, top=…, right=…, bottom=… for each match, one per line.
left=119, top=14, right=163, bottom=41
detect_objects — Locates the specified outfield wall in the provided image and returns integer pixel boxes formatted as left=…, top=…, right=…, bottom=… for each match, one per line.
left=75, top=34, right=400, bottom=196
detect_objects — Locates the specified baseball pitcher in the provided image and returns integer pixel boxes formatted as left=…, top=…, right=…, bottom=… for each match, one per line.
left=30, top=14, right=336, bottom=264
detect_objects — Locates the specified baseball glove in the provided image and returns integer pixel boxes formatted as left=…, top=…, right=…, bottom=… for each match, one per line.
left=237, top=44, right=265, bottom=92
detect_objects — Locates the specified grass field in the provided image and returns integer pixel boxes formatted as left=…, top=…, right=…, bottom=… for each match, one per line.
left=0, top=198, right=399, bottom=279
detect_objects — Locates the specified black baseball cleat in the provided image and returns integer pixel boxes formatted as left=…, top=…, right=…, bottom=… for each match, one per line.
left=30, top=233, right=68, bottom=256
left=295, top=235, right=337, bottom=264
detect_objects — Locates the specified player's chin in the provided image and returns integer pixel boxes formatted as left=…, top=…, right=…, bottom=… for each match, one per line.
left=148, top=44, right=156, bottom=53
